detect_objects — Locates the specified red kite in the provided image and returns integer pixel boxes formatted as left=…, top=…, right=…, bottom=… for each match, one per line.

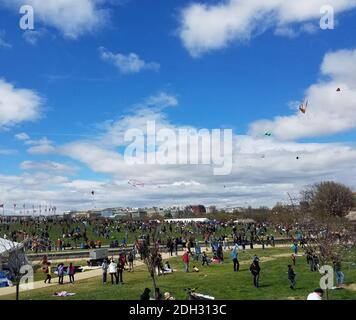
left=299, top=100, right=308, bottom=114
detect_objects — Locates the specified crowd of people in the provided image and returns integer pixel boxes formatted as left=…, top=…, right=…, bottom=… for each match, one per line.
left=1, top=216, right=350, bottom=300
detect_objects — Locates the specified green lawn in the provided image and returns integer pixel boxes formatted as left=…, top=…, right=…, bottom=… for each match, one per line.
left=2, top=247, right=356, bottom=300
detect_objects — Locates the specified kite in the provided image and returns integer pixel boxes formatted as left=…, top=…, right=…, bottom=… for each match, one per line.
left=128, top=179, right=145, bottom=188
left=91, top=191, right=95, bottom=196
left=336, top=88, right=341, bottom=92
left=299, top=100, right=308, bottom=114
left=296, top=156, right=300, bottom=160
left=264, top=132, right=272, bottom=137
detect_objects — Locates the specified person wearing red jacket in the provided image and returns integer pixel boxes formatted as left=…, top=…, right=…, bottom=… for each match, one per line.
left=183, top=251, right=189, bottom=273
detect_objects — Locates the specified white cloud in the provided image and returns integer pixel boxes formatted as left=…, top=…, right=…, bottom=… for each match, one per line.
left=0, top=78, right=42, bottom=129
left=17, top=135, right=56, bottom=154
left=2, top=56, right=356, bottom=210
left=99, top=47, right=160, bottom=74
left=249, top=48, right=356, bottom=140
left=0, top=30, right=11, bottom=49
left=15, top=132, right=30, bottom=141
left=0, top=149, right=16, bottom=156
left=22, top=30, right=45, bottom=45
left=20, top=160, right=78, bottom=175
left=179, top=0, right=356, bottom=57
left=3, top=0, right=110, bottom=39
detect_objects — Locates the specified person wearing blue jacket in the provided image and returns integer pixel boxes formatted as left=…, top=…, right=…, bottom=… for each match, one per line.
left=231, top=247, right=239, bottom=272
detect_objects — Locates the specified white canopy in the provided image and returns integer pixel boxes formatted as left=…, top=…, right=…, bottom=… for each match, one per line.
left=165, top=218, right=209, bottom=223
left=0, top=238, right=22, bottom=255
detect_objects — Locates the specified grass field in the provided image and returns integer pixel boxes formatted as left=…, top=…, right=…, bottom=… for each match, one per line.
left=2, top=247, right=356, bottom=300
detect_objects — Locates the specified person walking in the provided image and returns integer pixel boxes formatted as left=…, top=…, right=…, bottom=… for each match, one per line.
left=288, top=265, right=296, bottom=290
left=44, top=262, right=52, bottom=284
left=250, top=258, right=261, bottom=288
left=102, top=259, right=108, bottom=284
left=231, top=247, right=239, bottom=272
left=183, top=251, right=189, bottom=273
left=109, top=259, right=118, bottom=284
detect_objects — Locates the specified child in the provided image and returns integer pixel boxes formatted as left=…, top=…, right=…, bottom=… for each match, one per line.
left=202, top=252, right=210, bottom=266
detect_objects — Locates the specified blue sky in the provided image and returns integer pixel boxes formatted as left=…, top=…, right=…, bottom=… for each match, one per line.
left=0, top=0, right=356, bottom=212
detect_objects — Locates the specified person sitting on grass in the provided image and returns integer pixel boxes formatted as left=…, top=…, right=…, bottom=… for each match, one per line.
left=141, top=288, right=151, bottom=300
left=288, top=265, right=296, bottom=290
left=163, top=261, right=173, bottom=273
left=307, top=288, right=324, bottom=300
left=164, top=292, right=175, bottom=300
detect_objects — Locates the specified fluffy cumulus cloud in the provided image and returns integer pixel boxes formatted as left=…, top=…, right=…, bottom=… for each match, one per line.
left=179, top=0, right=356, bottom=57
left=3, top=49, right=356, bottom=211
left=2, top=0, right=110, bottom=39
left=0, top=78, right=42, bottom=129
left=249, top=48, right=356, bottom=140
left=99, top=47, right=160, bottom=74
left=20, top=161, right=78, bottom=175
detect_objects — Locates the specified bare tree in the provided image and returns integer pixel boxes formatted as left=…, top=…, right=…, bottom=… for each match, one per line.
left=137, top=225, right=164, bottom=298
left=138, top=241, right=161, bottom=296
left=0, top=238, right=32, bottom=300
left=301, top=181, right=355, bottom=217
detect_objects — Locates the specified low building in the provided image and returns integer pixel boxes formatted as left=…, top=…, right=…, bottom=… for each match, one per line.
left=130, top=208, right=147, bottom=220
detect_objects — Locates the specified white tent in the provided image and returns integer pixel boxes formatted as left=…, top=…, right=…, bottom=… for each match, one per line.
left=0, top=238, right=22, bottom=256
left=165, top=218, right=209, bottom=223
